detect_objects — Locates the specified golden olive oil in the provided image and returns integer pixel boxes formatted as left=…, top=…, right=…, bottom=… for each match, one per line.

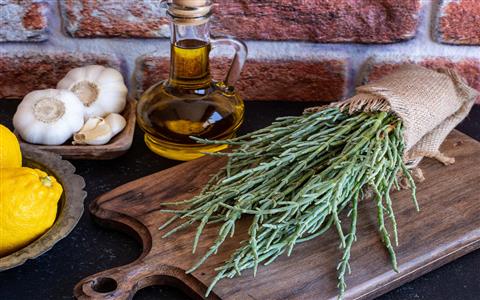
left=137, top=39, right=244, bottom=161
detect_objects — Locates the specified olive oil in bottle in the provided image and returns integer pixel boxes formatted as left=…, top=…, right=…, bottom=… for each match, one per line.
left=136, top=1, right=247, bottom=161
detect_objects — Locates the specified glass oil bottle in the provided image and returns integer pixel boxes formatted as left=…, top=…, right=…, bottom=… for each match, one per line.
left=137, top=0, right=247, bottom=161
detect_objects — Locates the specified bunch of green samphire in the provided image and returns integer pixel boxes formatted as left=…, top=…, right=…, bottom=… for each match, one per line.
left=160, top=105, right=418, bottom=299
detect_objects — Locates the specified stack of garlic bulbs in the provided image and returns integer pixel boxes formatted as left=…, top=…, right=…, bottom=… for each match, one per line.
left=13, top=65, right=128, bottom=146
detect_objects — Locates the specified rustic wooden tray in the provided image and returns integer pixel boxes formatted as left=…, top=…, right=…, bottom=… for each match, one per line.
left=74, top=130, right=480, bottom=300
left=18, top=98, right=136, bottom=160
left=0, top=144, right=86, bottom=271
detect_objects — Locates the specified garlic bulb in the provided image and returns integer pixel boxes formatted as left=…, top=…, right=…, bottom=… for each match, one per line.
left=13, top=89, right=85, bottom=145
left=73, top=113, right=126, bottom=145
left=57, top=65, right=128, bottom=120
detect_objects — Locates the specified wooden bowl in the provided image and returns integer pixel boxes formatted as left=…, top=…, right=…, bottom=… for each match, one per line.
left=0, top=144, right=86, bottom=271
left=18, top=98, right=136, bottom=160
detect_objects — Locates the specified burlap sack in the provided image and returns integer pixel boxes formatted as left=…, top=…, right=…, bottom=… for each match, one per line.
left=311, top=64, right=478, bottom=168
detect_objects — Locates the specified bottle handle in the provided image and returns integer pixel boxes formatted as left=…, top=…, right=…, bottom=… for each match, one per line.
left=210, top=36, right=248, bottom=88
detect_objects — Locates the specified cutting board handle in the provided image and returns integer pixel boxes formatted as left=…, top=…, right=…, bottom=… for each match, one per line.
left=74, top=197, right=218, bottom=299
left=74, top=262, right=212, bottom=300
left=74, top=262, right=140, bottom=300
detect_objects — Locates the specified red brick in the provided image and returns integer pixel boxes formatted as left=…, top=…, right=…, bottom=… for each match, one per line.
left=60, top=0, right=169, bottom=38
left=0, top=53, right=121, bottom=99
left=137, top=56, right=347, bottom=101
left=212, top=0, right=421, bottom=43
left=59, top=0, right=420, bottom=43
left=22, top=2, right=47, bottom=30
left=363, top=58, right=480, bottom=103
left=0, top=0, right=48, bottom=42
left=436, top=0, right=480, bottom=45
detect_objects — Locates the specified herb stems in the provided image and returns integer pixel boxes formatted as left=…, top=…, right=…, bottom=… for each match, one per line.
left=160, top=107, right=416, bottom=299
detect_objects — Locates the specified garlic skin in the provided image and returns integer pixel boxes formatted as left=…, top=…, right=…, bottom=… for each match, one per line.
left=73, top=117, right=112, bottom=145
left=104, top=113, right=126, bottom=135
left=73, top=113, right=126, bottom=145
left=57, top=65, right=128, bottom=120
left=13, top=89, right=85, bottom=145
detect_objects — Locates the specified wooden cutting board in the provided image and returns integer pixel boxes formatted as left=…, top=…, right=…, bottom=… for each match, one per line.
left=74, top=130, right=480, bottom=300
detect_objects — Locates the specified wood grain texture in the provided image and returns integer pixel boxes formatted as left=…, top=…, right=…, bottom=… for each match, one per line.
left=17, top=98, right=136, bottom=160
left=74, top=130, right=480, bottom=300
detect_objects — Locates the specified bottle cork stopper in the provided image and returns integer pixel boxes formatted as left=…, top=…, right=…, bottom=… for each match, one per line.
left=168, top=0, right=212, bottom=24
left=173, top=0, right=209, bottom=7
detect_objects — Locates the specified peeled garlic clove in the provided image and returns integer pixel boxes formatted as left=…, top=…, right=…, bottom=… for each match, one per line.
left=104, top=113, right=126, bottom=136
left=73, top=117, right=113, bottom=145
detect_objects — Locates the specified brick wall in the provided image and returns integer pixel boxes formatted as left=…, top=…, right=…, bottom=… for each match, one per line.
left=0, top=0, right=480, bottom=103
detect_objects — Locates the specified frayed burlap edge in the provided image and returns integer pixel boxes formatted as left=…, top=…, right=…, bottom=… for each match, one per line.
left=304, top=94, right=390, bottom=115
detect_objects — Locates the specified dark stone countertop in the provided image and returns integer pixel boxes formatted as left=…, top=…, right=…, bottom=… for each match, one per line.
left=0, top=100, right=479, bottom=300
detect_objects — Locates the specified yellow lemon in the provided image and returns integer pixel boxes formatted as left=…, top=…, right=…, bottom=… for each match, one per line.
left=0, top=124, right=22, bottom=168
left=0, top=167, right=63, bottom=257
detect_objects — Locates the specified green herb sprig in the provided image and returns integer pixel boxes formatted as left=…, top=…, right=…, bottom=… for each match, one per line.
left=160, top=107, right=417, bottom=299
